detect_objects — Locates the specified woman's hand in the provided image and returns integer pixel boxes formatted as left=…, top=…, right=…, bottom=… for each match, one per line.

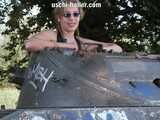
left=102, top=43, right=122, bottom=53
left=25, top=31, right=57, bottom=52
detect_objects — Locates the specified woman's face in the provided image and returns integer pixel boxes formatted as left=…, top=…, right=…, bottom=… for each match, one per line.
left=58, top=7, right=80, bottom=33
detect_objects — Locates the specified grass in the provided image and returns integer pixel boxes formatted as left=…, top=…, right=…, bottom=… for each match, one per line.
left=0, top=86, right=20, bottom=109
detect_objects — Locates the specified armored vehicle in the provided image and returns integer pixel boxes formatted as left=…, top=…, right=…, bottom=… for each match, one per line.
left=1, top=48, right=160, bottom=120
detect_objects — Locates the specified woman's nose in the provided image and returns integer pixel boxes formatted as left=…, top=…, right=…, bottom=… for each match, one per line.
left=68, top=15, right=75, bottom=20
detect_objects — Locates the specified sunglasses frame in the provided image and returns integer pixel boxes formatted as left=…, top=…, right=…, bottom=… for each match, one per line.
left=63, top=12, right=80, bottom=18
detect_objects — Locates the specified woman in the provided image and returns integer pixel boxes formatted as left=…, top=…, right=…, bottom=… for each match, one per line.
left=25, top=0, right=122, bottom=53
left=19, top=0, right=123, bottom=108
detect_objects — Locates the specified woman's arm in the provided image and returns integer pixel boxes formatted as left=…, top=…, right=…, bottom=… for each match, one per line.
left=102, top=43, right=122, bottom=53
left=79, top=37, right=122, bottom=53
left=25, top=30, right=77, bottom=52
left=25, top=30, right=57, bottom=52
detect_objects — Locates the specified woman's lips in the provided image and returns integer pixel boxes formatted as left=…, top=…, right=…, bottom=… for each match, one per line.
left=68, top=23, right=76, bottom=27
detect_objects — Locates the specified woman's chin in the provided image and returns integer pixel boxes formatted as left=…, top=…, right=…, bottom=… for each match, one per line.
left=67, top=28, right=77, bottom=32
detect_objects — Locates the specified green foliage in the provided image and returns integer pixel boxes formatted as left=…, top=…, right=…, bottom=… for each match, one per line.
left=80, top=0, right=160, bottom=53
left=0, top=87, right=20, bottom=109
left=0, top=0, right=160, bottom=84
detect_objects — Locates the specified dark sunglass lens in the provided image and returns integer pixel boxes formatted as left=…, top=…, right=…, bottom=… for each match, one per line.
left=73, top=12, right=80, bottom=17
left=64, top=12, right=80, bottom=18
left=64, top=13, right=71, bottom=18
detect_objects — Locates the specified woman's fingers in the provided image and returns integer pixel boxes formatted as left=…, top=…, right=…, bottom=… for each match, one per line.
left=103, top=44, right=122, bottom=53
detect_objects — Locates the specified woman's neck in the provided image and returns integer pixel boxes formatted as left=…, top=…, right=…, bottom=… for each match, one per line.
left=62, top=31, right=75, bottom=41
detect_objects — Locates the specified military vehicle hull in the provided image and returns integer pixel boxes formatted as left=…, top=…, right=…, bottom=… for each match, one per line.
left=1, top=49, right=160, bottom=119
left=17, top=49, right=160, bottom=108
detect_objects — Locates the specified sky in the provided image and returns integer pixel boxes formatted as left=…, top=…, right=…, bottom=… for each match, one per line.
left=0, top=0, right=10, bottom=45
left=0, top=24, right=5, bottom=45
left=0, top=0, right=39, bottom=45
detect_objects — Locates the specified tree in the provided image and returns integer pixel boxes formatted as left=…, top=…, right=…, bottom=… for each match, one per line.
left=0, top=0, right=160, bottom=84
left=80, top=0, right=160, bottom=52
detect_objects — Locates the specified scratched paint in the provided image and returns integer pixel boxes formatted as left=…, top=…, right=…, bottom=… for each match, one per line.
left=31, top=116, right=45, bottom=120
left=132, top=82, right=160, bottom=99
left=27, top=62, right=56, bottom=92
left=59, top=110, right=129, bottom=120
left=2, top=108, right=160, bottom=120
left=90, top=110, right=128, bottom=120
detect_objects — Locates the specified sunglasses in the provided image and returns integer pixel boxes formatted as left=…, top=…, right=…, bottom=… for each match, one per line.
left=63, top=12, right=80, bottom=18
